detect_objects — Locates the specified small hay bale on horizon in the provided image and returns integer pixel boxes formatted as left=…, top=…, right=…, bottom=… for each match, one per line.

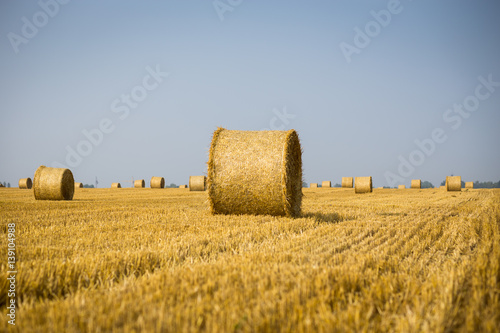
left=150, top=176, right=165, bottom=189
left=310, top=183, right=318, bottom=188
left=207, top=128, right=302, bottom=217
left=19, top=177, right=32, bottom=189
left=411, top=179, right=421, bottom=189
left=446, top=176, right=461, bottom=191
left=355, top=177, right=372, bottom=193
left=465, top=182, right=473, bottom=189
left=179, top=184, right=188, bottom=189
left=111, top=182, right=121, bottom=188
left=398, top=185, right=406, bottom=189
left=75, top=182, right=83, bottom=188
left=189, top=176, right=206, bottom=191
left=134, top=179, right=145, bottom=188
left=33, top=165, right=74, bottom=200
left=342, top=177, right=353, bottom=188
left=321, top=181, right=331, bottom=188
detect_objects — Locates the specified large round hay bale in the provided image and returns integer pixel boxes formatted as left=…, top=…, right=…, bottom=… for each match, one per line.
left=446, top=176, right=461, bottom=191
left=134, top=179, right=145, bottom=188
left=321, top=181, right=331, bottom=188
left=75, top=182, right=83, bottom=188
left=111, top=182, right=121, bottom=188
left=465, top=182, right=473, bottom=189
left=310, top=183, right=318, bottom=188
left=398, top=185, right=406, bottom=189
left=355, top=176, right=372, bottom=194
left=19, top=177, right=32, bottom=189
left=341, top=177, right=353, bottom=188
left=33, top=165, right=74, bottom=200
left=150, top=176, right=165, bottom=189
left=189, top=176, right=206, bottom=191
left=179, top=184, right=188, bottom=189
left=411, top=179, right=421, bottom=189
left=207, top=128, right=303, bottom=217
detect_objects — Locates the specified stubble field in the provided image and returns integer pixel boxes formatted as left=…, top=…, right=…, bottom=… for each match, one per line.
left=1, top=187, right=499, bottom=332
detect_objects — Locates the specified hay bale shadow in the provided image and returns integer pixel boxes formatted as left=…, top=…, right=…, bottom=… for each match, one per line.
left=302, top=212, right=346, bottom=223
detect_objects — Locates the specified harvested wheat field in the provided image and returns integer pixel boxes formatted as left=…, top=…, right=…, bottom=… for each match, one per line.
left=0, top=188, right=499, bottom=332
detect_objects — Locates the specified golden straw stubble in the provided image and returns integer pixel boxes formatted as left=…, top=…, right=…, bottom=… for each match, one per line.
left=19, top=177, right=33, bottom=189
left=208, top=128, right=303, bottom=217
left=355, top=177, right=372, bottom=193
left=33, top=165, right=74, bottom=200
left=189, top=176, right=206, bottom=191
left=150, top=177, right=165, bottom=189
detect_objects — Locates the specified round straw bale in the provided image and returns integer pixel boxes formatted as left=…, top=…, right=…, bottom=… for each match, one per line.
left=207, top=128, right=303, bottom=217
left=446, top=176, right=461, bottom=191
left=310, top=183, right=318, bottom=188
left=398, top=185, right=406, bottom=189
left=341, top=177, right=353, bottom=188
left=111, top=182, right=121, bottom=188
left=150, top=176, right=165, bottom=189
left=33, top=165, right=74, bottom=200
left=411, top=179, right=421, bottom=189
left=355, top=177, right=372, bottom=193
left=321, top=181, right=331, bottom=188
left=75, top=182, right=83, bottom=188
left=465, top=182, right=473, bottom=189
left=19, top=177, right=33, bottom=189
left=134, top=179, right=145, bottom=188
left=179, top=184, right=188, bottom=189
left=189, top=176, right=206, bottom=191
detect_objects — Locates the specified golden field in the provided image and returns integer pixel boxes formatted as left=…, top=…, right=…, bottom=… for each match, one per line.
left=1, top=187, right=499, bottom=332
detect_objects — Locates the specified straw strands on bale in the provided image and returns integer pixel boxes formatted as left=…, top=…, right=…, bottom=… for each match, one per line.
left=446, top=176, right=461, bottom=191
left=150, top=176, right=165, bottom=189
left=310, top=183, right=318, bottom=188
left=189, top=176, right=206, bottom=191
left=207, top=128, right=303, bottom=217
left=19, top=178, right=32, bottom=189
left=134, top=180, right=145, bottom=188
left=111, top=183, right=121, bottom=188
left=398, top=185, right=406, bottom=189
left=33, top=165, right=74, bottom=200
left=179, top=185, right=188, bottom=189
left=342, top=177, right=353, bottom=188
left=411, top=179, right=421, bottom=189
left=355, top=177, right=372, bottom=194
left=322, top=181, right=331, bottom=188
left=465, top=182, right=474, bottom=189
left=75, top=182, right=83, bottom=188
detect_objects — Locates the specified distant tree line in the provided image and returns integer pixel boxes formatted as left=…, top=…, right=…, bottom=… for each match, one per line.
left=1, top=182, right=11, bottom=187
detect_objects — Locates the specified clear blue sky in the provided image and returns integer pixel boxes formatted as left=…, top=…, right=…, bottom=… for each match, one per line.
left=1, top=1, right=499, bottom=188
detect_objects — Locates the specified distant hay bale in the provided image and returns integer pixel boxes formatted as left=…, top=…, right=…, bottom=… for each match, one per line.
left=75, top=182, right=83, bottom=188
left=111, top=182, right=121, bottom=188
left=150, top=176, right=165, bottom=189
left=411, top=179, right=421, bottom=189
left=355, top=177, right=372, bottom=194
left=341, top=177, right=353, bottom=188
left=179, top=184, right=188, bottom=189
left=446, top=176, right=461, bottom=191
left=377, top=187, right=384, bottom=189
left=19, top=177, right=32, bottom=189
left=134, top=179, right=145, bottom=188
left=398, top=185, right=406, bottom=189
left=33, top=165, right=74, bottom=200
left=465, top=182, right=473, bottom=189
left=207, top=128, right=303, bottom=217
left=189, top=176, right=206, bottom=191
left=310, top=183, right=318, bottom=188
left=321, top=181, right=331, bottom=188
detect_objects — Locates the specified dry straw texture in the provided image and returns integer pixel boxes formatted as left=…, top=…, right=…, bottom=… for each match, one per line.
left=440, top=186, right=446, bottom=190
left=411, top=179, right=421, bottom=189
left=446, top=176, right=462, bottom=191
left=75, top=182, right=83, bottom=188
left=465, top=182, right=474, bottom=189
left=321, top=181, right=331, bottom=188
left=207, top=128, right=303, bottom=217
left=134, top=180, right=145, bottom=188
left=33, top=165, right=74, bottom=200
left=19, top=177, right=32, bottom=189
left=310, top=183, right=318, bottom=188
left=189, top=176, right=206, bottom=191
left=179, top=185, right=188, bottom=189
left=150, top=177, right=165, bottom=189
left=355, top=177, right=372, bottom=194
left=398, top=185, right=406, bottom=189
left=342, top=177, right=353, bottom=188
left=111, top=183, right=121, bottom=188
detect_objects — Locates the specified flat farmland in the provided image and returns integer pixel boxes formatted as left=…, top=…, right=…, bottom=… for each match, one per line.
left=1, top=187, right=499, bottom=332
